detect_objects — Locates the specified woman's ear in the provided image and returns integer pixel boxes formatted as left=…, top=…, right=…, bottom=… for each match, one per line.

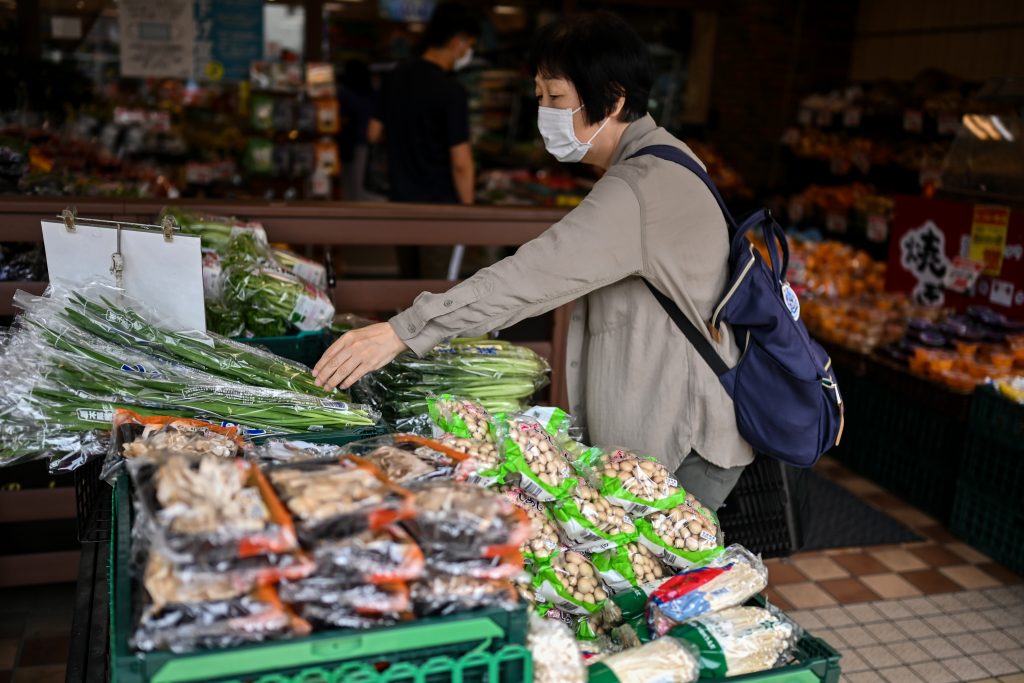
left=611, top=95, right=626, bottom=120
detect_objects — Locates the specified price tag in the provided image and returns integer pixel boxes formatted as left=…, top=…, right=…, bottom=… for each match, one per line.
left=816, top=109, right=833, bottom=127
left=904, top=109, right=923, bottom=133
left=797, top=108, right=813, bottom=126
left=938, top=112, right=960, bottom=135
left=788, top=198, right=806, bottom=223
left=826, top=212, right=848, bottom=234
left=843, top=107, right=862, bottom=128
left=867, top=214, right=889, bottom=242
left=943, top=256, right=985, bottom=294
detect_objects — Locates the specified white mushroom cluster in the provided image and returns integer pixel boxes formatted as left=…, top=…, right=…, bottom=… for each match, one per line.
left=553, top=551, right=608, bottom=605
left=509, top=424, right=574, bottom=489
left=575, top=481, right=635, bottom=537
left=649, top=503, right=719, bottom=553
left=598, top=451, right=679, bottom=502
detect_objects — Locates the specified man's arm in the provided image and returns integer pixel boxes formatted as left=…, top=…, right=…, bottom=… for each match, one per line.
left=450, top=142, right=475, bottom=205
left=367, top=118, right=384, bottom=145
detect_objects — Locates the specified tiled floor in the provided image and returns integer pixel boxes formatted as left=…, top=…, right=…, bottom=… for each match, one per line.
left=769, top=456, right=1024, bottom=682
left=0, top=583, right=74, bottom=683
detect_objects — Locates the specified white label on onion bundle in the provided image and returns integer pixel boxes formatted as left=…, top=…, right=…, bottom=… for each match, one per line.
left=77, top=408, right=114, bottom=423
left=291, top=260, right=327, bottom=290
left=105, top=310, right=145, bottom=332
left=320, top=399, right=351, bottom=410
left=291, top=293, right=334, bottom=331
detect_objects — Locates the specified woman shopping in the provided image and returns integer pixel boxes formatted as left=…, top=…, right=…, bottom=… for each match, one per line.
left=313, top=11, right=753, bottom=510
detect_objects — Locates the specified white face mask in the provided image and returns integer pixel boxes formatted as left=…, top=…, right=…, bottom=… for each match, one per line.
left=537, top=104, right=609, bottom=163
left=454, top=47, right=473, bottom=71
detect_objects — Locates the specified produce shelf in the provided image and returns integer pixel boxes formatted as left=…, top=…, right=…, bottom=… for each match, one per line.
left=234, top=329, right=330, bottom=369
left=951, top=479, right=1024, bottom=575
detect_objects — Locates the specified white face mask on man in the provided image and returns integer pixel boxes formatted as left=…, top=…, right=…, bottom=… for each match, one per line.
left=537, top=104, right=609, bottom=163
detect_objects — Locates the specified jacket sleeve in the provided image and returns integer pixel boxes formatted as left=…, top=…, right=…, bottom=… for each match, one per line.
left=389, top=174, right=643, bottom=355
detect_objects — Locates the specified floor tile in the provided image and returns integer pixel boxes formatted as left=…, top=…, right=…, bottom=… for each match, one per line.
left=977, top=630, right=1019, bottom=651
left=845, top=672, right=881, bottom=683
left=919, top=524, right=958, bottom=543
left=862, top=574, right=923, bottom=599
left=766, top=560, right=808, bottom=586
left=910, top=660, right=959, bottom=683
left=833, top=625, right=878, bottom=648
left=10, top=665, right=66, bottom=683
left=763, top=587, right=795, bottom=611
left=1003, top=648, right=1024, bottom=668
left=984, top=587, right=1020, bottom=604
left=855, top=644, right=900, bottom=669
left=917, top=635, right=963, bottom=659
left=0, top=641, right=15, bottom=671
left=0, top=615, right=25, bottom=640
left=878, top=665, right=925, bottom=683
left=776, top=582, right=837, bottom=609
left=17, top=636, right=69, bottom=667
left=788, top=610, right=825, bottom=631
left=925, top=613, right=971, bottom=635
left=869, top=621, right=910, bottom=644
left=873, top=600, right=914, bottom=620
left=902, top=569, right=964, bottom=595
left=901, top=596, right=943, bottom=616
left=841, top=650, right=871, bottom=673
left=912, top=544, right=980, bottom=568
left=844, top=602, right=887, bottom=624
left=944, top=655, right=992, bottom=681
left=832, top=552, right=890, bottom=576
left=963, top=591, right=1000, bottom=610
left=948, top=543, right=994, bottom=565
left=791, top=555, right=851, bottom=581
left=886, top=507, right=938, bottom=529
left=888, top=640, right=933, bottom=665
left=0, top=671, right=12, bottom=683
left=872, top=549, right=930, bottom=573
left=929, top=591, right=971, bottom=613
left=998, top=674, right=1024, bottom=683
left=893, top=617, right=937, bottom=640
left=820, top=578, right=881, bottom=604
left=974, top=652, right=1021, bottom=677
left=836, top=477, right=884, bottom=495
left=983, top=608, right=1024, bottom=630
left=981, top=563, right=1024, bottom=585
left=813, top=606, right=855, bottom=628
left=958, top=632, right=997, bottom=655
left=944, top=565, right=1003, bottom=590
left=865, top=491, right=911, bottom=509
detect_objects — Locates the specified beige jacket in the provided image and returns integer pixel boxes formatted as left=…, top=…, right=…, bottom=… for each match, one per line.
left=390, top=115, right=754, bottom=470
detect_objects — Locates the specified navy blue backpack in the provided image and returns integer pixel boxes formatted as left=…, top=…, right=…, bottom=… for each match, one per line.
left=630, top=145, right=844, bottom=467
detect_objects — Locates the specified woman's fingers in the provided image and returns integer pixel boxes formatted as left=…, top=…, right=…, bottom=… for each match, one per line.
left=312, top=323, right=409, bottom=390
left=313, top=335, right=352, bottom=378
left=320, top=354, right=365, bottom=392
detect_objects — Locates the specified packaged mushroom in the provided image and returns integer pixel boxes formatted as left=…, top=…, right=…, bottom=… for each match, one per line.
left=666, top=606, right=801, bottom=678
left=501, top=414, right=579, bottom=501
left=590, top=448, right=687, bottom=518
left=411, top=571, right=520, bottom=616
left=345, top=434, right=460, bottom=485
left=647, top=545, right=769, bottom=636
left=533, top=549, right=609, bottom=615
left=635, top=495, right=723, bottom=570
left=311, top=526, right=425, bottom=585
left=586, top=637, right=699, bottom=683
left=500, top=485, right=563, bottom=567
left=266, top=456, right=415, bottom=543
left=427, top=394, right=498, bottom=442
left=551, top=480, right=637, bottom=553
left=402, top=480, right=533, bottom=563
left=279, top=578, right=411, bottom=630
left=437, top=433, right=506, bottom=488
left=592, top=542, right=668, bottom=596
left=528, top=611, right=588, bottom=683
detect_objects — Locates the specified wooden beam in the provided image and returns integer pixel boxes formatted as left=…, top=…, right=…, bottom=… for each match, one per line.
left=0, top=281, right=47, bottom=316
left=0, top=551, right=80, bottom=587
left=0, top=488, right=77, bottom=523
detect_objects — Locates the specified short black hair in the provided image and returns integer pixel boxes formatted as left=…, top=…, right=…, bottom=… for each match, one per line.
left=528, top=11, right=653, bottom=125
left=423, top=2, right=481, bottom=49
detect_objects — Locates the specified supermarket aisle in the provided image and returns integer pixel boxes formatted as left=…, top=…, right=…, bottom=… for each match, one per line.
left=769, top=456, right=1024, bottom=682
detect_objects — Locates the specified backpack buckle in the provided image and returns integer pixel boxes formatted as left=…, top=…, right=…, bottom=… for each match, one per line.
left=822, top=377, right=843, bottom=406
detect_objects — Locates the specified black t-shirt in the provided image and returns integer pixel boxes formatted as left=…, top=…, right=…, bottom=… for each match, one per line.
left=377, top=59, right=470, bottom=204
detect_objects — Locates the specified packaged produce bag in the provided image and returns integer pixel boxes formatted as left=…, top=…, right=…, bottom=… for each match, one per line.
left=501, top=414, right=580, bottom=501
left=667, top=606, right=801, bottom=678
left=435, top=432, right=506, bottom=488
left=280, top=578, right=410, bottom=630
left=345, top=433, right=462, bottom=485
left=528, top=611, right=588, bottom=683
left=428, top=394, right=499, bottom=441
left=551, top=479, right=637, bottom=553
left=590, top=448, right=687, bottom=518
left=500, top=485, right=563, bottom=567
left=587, top=637, right=700, bottom=683
left=635, top=494, right=723, bottom=570
left=647, top=545, right=768, bottom=635
left=592, top=541, right=669, bottom=596
left=533, top=549, right=608, bottom=615
left=411, top=571, right=520, bottom=616
left=310, top=526, right=425, bottom=585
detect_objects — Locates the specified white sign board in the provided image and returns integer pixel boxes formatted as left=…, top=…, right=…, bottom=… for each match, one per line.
left=41, top=220, right=206, bottom=332
left=118, top=0, right=195, bottom=79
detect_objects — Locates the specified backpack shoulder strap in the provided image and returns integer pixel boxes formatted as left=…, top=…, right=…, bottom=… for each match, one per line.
left=628, top=144, right=733, bottom=378
left=627, top=144, right=738, bottom=236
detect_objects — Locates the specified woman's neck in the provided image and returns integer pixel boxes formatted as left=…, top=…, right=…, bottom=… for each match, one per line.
left=586, top=121, right=630, bottom=170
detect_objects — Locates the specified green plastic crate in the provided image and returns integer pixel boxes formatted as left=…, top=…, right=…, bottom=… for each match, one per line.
left=951, top=479, right=1024, bottom=575
left=250, top=423, right=391, bottom=447
left=109, top=476, right=530, bottom=683
left=234, top=330, right=329, bottom=369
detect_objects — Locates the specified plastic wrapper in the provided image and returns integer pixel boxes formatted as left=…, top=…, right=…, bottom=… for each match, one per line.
left=411, top=572, right=520, bottom=616
left=500, top=485, right=563, bottom=566
left=223, top=264, right=334, bottom=336
left=272, top=247, right=328, bottom=290
left=500, top=414, right=580, bottom=501
left=267, top=456, right=415, bottom=543
left=252, top=439, right=346, bottom=463
left=427, top=395, right=498, bottom=441
left=311, top=526, right=425, bottom=584
left=278, top=578, right=410, bottom=618
left=665, top=606, right=801, bottom=678
left=647, top=545, right=769, bottom=636
left=592, top=542, right=669, bottom=596
left=437, top=433, right=506, bottom=487
left=533, top=550, right=608, bottom=615
left=143, top=549, right=315, bottom=612
left=528, top=612, right=588, bottom=683
left=635, top=494, right=723, bottom=570
left=344, top=433, right=462, bottom=485
left=161, top=207, right=269, bottom=253
left=127, top=451, right=298, bottom=563
left=552, top=480, right=638, bottom=553
left=587, top=637, right=700, bottom=683
left=589, top=448, right=687, bottom=518
left=132, top=585, right=311, bottom=653
left=402, top=480, right=532, bottom=562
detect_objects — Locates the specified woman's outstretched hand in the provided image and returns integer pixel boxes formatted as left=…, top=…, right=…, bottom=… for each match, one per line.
left=313, top=322, right=409, bottom=391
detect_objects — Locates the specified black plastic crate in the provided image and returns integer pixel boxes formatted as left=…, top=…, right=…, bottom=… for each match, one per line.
left=959, top=386, right=1023, bottom=512
left=74, top=457, right=112, bottom=543
left=718, top=457, right=807, bottom=558
left=951, top=480, right=1024, bottom=575
left=970, top=384, right=1024, bottom=451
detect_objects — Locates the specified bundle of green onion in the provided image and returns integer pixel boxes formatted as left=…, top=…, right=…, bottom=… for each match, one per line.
left=160, top=207, right=266, bottom=253
left=358, top=337, right=550, bottom=422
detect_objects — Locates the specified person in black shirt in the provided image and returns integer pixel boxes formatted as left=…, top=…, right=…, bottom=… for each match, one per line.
left=369, top=2, right=479, bottom=206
